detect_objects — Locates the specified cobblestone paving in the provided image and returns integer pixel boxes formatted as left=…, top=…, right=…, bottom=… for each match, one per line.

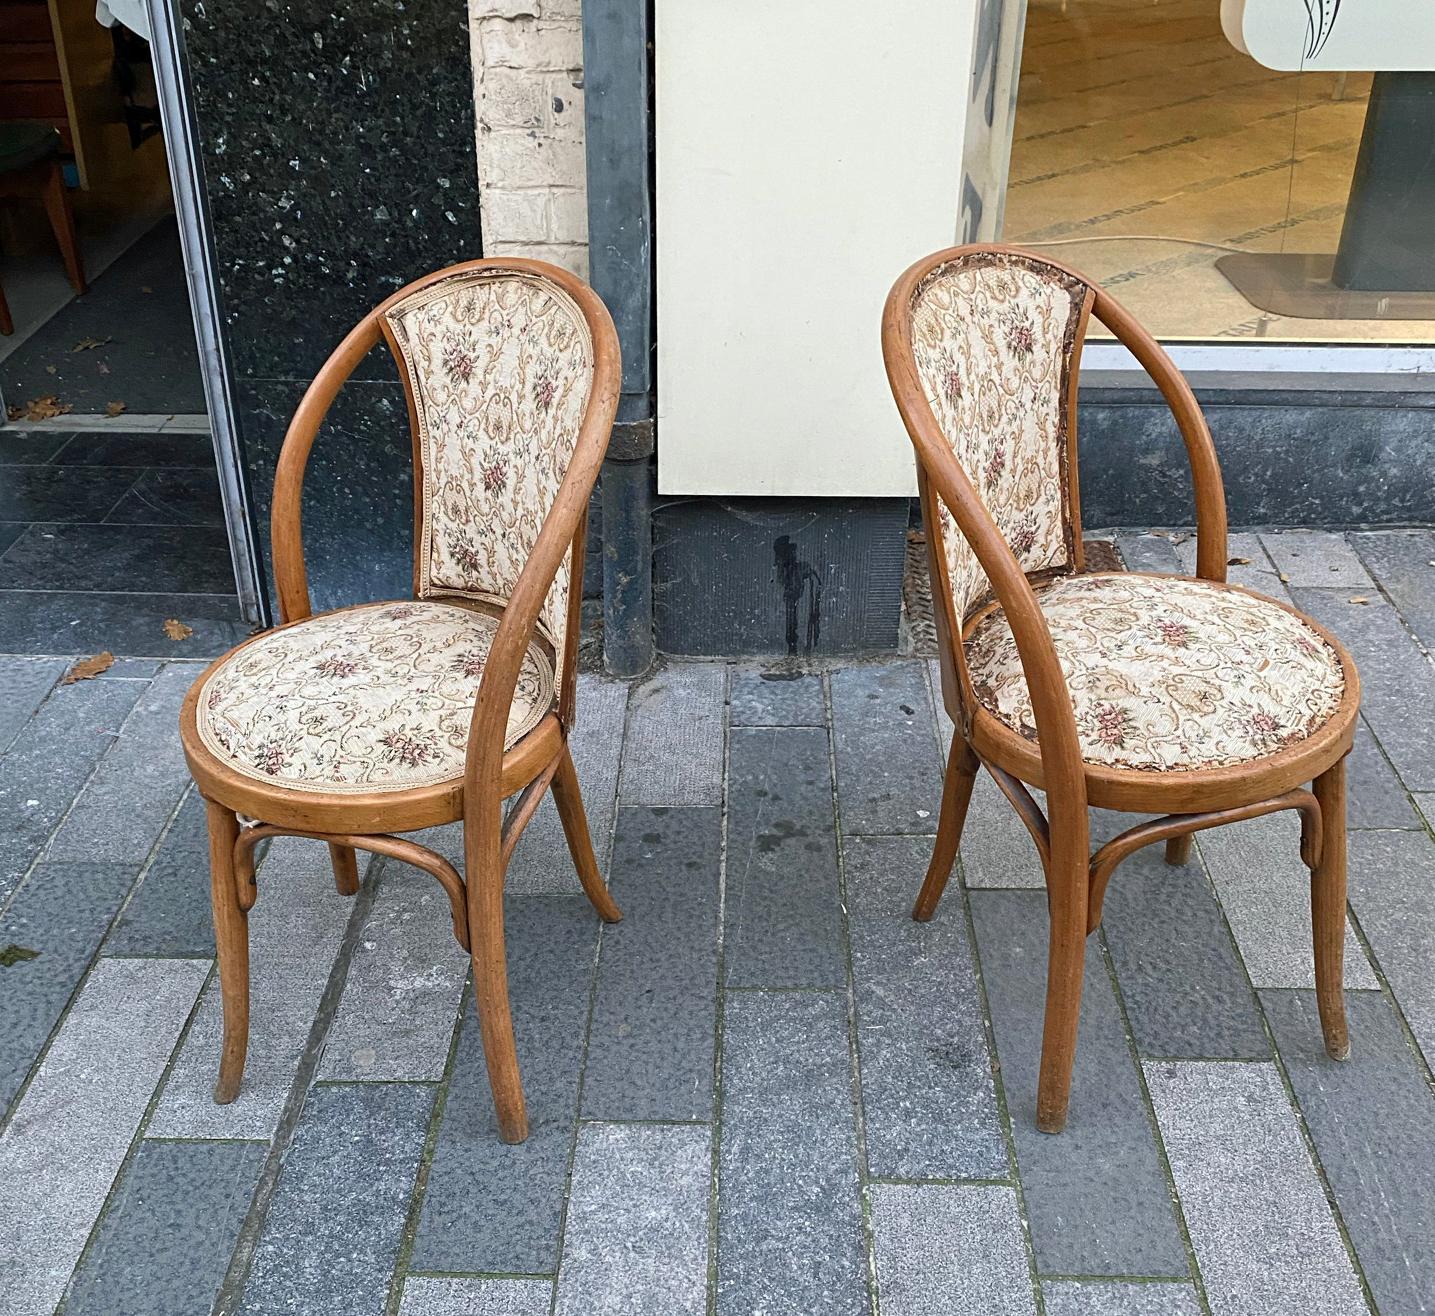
left=2, top=530, right=1434, bottom=1315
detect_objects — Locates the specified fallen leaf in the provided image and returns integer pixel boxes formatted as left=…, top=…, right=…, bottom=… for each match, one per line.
left=1348, top=596, right=1370, bottom=605
left=45, top=364, right=57, bottom=374
left=0, top=944, right=39, bottom=968
left=1279, top=572, right=1290, bottom=583
left=71, top=336, right=110, bottom=352
left=163, top=618, right=193, bottom=641
left=104, top=400, right=127, bottom=417
left=1228, top=556, right=1250, bottom=565
left=63, top=651, right=115, bottom=683
left=5, top=404, right=21, bottom=421
left=16, top=395, right=72, bottom=421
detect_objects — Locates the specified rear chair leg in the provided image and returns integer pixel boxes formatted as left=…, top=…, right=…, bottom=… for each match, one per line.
left=1311, top=758, right=1351, bottom=1060
left=551, top=744, right=622, bottom=923
left=328, top=843, right=360, bottom=896
left=913, top=735, right=980, bottom=921
left=1164, top=834, right=1192, bottom=866
left=206, top=800, right=250, bottom=1104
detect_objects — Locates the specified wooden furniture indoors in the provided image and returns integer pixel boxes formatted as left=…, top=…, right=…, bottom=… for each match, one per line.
left=882, top=244, right=1360, bottom=1134
left=0, top=120, right=84, bottom=334
left=179, top=258, right=622, bottom=1144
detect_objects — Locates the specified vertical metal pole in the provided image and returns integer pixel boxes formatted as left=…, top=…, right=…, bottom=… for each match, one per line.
left=583, top=0, right=655, bottom=676
left=144, top=0, right=269, bottom=625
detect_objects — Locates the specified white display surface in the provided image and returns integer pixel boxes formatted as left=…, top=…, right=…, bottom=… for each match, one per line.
left=1223, top=0, right=1435, bottom=71
left=655, top=0, right=976, bottom=497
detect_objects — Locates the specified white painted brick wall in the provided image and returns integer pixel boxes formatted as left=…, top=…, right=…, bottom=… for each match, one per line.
left=470, top=0, right=589, bottom=278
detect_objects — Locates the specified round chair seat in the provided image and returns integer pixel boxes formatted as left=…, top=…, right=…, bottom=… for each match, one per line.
left=965, top=573, right=1347, bottom=773
left=195, top=600, right=555, bottom=794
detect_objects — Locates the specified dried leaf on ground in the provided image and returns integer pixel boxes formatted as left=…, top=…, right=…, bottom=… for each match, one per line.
left=1348, top=596, right=1370, bottom=605
left=63, top=651, right=115, bottom=683
left=1228, top=556, right=1251, bottom=565
left=0, top=944, right=40, bottom=967
left=104, top=400, right=127, bottom=417
left=14, top=395, right=72, bottom=421
left=71, top=336, right=110, bottom=352
left=163, top=618, right=194, bottom=641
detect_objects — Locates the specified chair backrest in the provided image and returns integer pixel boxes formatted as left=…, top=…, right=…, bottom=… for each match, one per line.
left=378, top=262, right=608, bottom=701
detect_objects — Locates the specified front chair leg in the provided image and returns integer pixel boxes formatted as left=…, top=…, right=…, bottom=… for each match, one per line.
left=465, top=808, right=528, bottom=1143
left=1036, top=834, right=1090, bottom=1134
left=1311, top=757, right=1351, bottom=1060
left=328, top=843, right=361, bottom=896
left=551, top=743, right=622, bottom=923
left=206, top=799, right=250, bottom=1104
left=913, top=734, right=981, bottom=921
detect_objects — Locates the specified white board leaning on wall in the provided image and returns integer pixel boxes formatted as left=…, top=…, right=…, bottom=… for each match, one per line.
left=1221, top=0, right=1435, bottom=71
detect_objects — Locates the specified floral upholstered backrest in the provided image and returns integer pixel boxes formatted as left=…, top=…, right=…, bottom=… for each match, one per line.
left=383, top=267, right=594, bottom=697
left=909, top=250, right=1091, bottom=627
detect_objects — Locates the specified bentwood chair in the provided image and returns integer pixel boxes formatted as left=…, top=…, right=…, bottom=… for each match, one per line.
left=180, top=259, right=622, bottom=1144
left=882, top=244, right=1360, bottom=1134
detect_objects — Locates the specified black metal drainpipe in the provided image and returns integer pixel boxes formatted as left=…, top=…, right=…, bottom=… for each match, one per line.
left=582, top=0, right=655, bottom=677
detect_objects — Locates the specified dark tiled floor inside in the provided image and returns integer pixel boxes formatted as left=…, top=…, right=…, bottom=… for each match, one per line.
left=0, top=427, right=249, bottom=657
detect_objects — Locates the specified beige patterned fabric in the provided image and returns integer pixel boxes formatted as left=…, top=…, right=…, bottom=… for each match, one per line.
left=197, top=602, right=554, bottom=794
left=965, top=574, right=1344, bottom=772
left=910, top=251, right=1089, bottom=623
left=384, top=268, right=592, bottom=695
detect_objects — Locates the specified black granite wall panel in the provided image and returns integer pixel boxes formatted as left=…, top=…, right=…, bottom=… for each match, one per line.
left=182, top=0, right=480, bottom=613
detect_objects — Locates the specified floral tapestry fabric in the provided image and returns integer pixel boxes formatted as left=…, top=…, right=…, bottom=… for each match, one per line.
left=384, top=268, right=593, bottom=696
left=197, top=602, right=555, bottom=794
left=965, top=573, right=1345, bottom=772
left=909, top=251, right=1089, bottom=624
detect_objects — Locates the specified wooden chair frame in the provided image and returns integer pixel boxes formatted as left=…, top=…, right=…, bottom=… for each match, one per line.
left=882, top=243, right=1361, bottom=1133
left=179, top=258, right=622, bottom=1144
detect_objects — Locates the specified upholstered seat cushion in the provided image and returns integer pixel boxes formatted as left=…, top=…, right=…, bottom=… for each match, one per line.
left=197, top=601, right=555, bottom=793
left=965, top=573, right=1345, bottom=772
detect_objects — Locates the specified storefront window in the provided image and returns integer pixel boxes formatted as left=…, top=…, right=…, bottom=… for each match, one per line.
left=1000, top=0, right=1435, bottom=344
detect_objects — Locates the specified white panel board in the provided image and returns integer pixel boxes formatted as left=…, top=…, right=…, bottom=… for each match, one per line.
left=656, top=0, right=976, bottom=497
left=1223, top=0, right=1435, bottom=71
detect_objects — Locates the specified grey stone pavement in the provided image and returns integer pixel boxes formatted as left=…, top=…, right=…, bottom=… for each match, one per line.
left=2, top=528, right=1435, bottom=1315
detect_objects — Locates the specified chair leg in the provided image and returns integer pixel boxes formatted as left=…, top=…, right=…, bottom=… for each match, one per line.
left=912, top=735, right=980, bottom=921
left=206, top=799, right=250, bottom=1104
left=551, top=743, right=622, bottom=923
left=328, top=843, right=361, bottom=896
left=465, top=806, right=528, bottom=1144
left=41, top=161, right=86, bottom=295
left=1036, top=815, right=1091, bottom=1135
left=1311, top=758, right=1351, bottom=1061
left=1164, top=834, right=1192, bottom=866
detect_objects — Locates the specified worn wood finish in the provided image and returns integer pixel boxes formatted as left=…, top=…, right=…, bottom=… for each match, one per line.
left=181, top=259, right=622, bottom=1144
left=883, top=243, right=1361, bottom=1135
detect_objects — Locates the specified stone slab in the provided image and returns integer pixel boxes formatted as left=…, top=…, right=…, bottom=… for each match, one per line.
left=619, top=664, right=725, bottom=806
left=1259, top=531, right=1372, bottom=590
left=1175, top=530, right=1291, bottom=602
left=729, top=668, right=826, bottom=726
left=1115, top=531, right=1182, bottom=575
left=1348, top=529, right=1435, bottom=651
left=959, top=770, right=1048, bottom=889
left=1042, top=1280, right=1203, bottom=1315
left=398, top=1278, right=552, bottom=1316
left=842, top=834, right=938, bottom=919
left=0, top=656, right=63, bottom=754
left=1347, top=720, right=1421, bottom=831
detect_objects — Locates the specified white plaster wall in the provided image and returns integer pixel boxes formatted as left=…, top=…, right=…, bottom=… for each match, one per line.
left=469, top=0, right=589, bottom=276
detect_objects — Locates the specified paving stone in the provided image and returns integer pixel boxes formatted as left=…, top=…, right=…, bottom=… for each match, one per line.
left=1041, top=1280, right=1203, bottom=1315
left=96, top=657, right=166, bottom=679
left=0, top=957, right=209, bottom=1316
left=1415, top=793, right=1435, bottom=830
left=506, top=674, right=628, bottom=894
left=238, top=1082, right=434, bottom=1316
left=843, top=834, right=936, bottom=918
left=148, top=839, right=368, bottom=1139
left=1263, top=988, right=1435, bottom=1316
left=620, top=664, right=725, bottom=806
left=318, top=864, right=468, bottom=1082
left=850, top=915, right=1005, bottom=1180
left=64, top=1139, right=265, bottom=1316
left=729, top=668, right=826, bottom=726
left=46, top=663, right=197, bottom=864
left=717, top=991, right=867, bottom=1316
left=1347, top=829, right=1435, bottom=1065
left=1115, top=530, right=1182, bottom=575
left=960, top=770, right=1048, bottom=889
left=831, top=662, right=944, bottom=835
left=968, top=891, right=1186, bottom=1277
left=1175, top=530, right=1291, bottom=602
left=1347, top=720, right=1421, bottom=830
left=926, top=658, right=954, bottom=748
left=0, top=676, right=142, bottom=905
left=410, top=896, right=599, bottom=1274
left=1260, top=531, right=1373, bottom=590
left=582, top=805, right=720, bottom=1120
left=870, top=1183, right=1035, bottom=1316
left=1101, top=843, right=1268, bottom=1059
left=103, top=789, right=215, bottom=958
left=1292, top=589, right=1435, bottom=792
left=724, top=726, right=844, bottom=987
left=399, top=1277, right=552, bottom=1316
left=0, top=861, right=137, bottom=1111
left=1195, top=812, right=1377, bottom=990
left=0, top=655, right=63, bottom=754
left=554, top=1123, right=711, bottom=1316
left=1348, top=529, right=1435, bottom=651
left=1144, top=1060, right=1368, bottom=1316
